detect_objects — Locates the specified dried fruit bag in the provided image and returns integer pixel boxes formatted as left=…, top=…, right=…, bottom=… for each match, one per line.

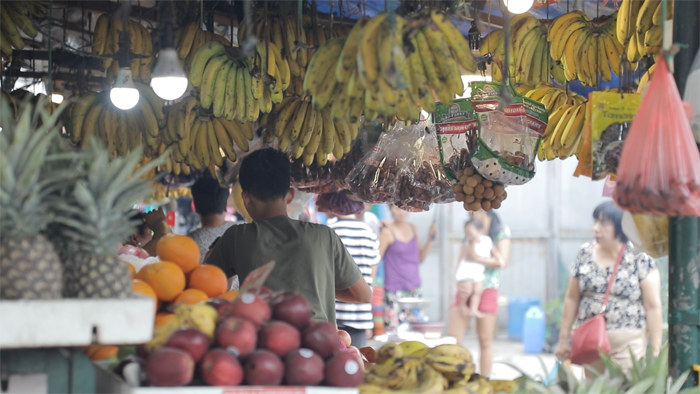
left=613, top=55, right=700, bottom=216
left=470, top=81, right=545, bottom=185
left=434, top=99, right=479, bottom=180
left=589, top=92, right=641, bottom=181
left=346, top=125, right=407, bottom=203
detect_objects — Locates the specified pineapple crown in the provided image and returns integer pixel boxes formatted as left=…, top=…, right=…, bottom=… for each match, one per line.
left=511, top=344, right=695, bottom=394
left=47, top=140, right=165, bottom=257
left=0, top=95, right=71, bottom=241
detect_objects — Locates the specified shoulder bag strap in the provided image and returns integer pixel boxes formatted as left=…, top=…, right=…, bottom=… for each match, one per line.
left=602, top=244, right=627, bottom=306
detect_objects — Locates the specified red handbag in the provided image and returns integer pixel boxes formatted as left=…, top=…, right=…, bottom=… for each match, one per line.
left=570, top=245, right=626, bottom=365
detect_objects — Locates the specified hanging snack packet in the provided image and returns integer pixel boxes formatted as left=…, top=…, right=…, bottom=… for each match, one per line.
left=589, top=91, right=641, bottom=181
left=421, top=125, right=455, bottom=203
left=470, top=81, right=544, bottom=185
left=613, top=55, right=700, bottom=216
left=434, top=99, right=479, bottom=180
left=346, top=128, right=406, bottom=203
left=393, top=124, right=434, bottom=212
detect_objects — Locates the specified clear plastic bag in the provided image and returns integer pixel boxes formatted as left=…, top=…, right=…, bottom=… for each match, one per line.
left=290, top=158, right=334, bottom=189
left=613, top=55, right=700, bottom=216
left=392, top=124, right=432, bottom=212
left=470, top=81, right=545, bottom=185
left=333, top=137, right=371, bottom=190
left=346, top=125, right=406, bottom=203
left=316, top=191, right=366, bottom=216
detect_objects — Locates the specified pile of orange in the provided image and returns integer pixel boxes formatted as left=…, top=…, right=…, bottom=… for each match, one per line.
left=131, top=234, right=230, bottom=328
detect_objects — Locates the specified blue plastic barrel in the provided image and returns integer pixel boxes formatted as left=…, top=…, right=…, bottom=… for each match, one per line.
left=507, top=297, right=540, bottom=340
left=523, top=306, right=546, bottom=354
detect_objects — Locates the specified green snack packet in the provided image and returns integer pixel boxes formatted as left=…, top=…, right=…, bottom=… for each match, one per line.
left=433, top=98, right=479, bottom=180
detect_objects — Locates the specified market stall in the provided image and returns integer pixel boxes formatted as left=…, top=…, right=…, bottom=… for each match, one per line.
left=1, top=0, right=699, bottom=392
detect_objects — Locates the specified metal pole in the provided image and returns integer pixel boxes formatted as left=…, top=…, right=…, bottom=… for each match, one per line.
left=669, top=0, right=700, bottom=387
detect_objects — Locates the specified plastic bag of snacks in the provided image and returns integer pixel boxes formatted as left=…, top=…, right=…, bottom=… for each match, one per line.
left=316, top=191, right=366, bottom=216
left=346, top=126, right=407, bottom=203
left=290, top=158, right=334, bottom=189
left=470, top=81, right=546, bottom=185
left=613, top=55, right=700, bottom=216
left=588, top=92, right=642, bottom=180
left=392, top=124, right=432, bottom=212
left=434, top=99, right=479, bottom=180
left=421, top=125, right=455, bottom=203
left=332, top=124, right=381, bottom=191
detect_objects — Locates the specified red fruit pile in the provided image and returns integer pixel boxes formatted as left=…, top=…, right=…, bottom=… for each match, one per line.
left=137, top=288, right=365, bottom=388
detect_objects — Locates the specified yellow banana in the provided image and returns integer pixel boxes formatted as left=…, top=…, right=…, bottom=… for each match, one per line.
left=304, top=37, right=345, bottom=95
left=219, top=117, right=249, bottom=152
left=357, top=13, right=388, bottom=92
left=212, top=60, right=232, bottom=117
left=336, top=17, right=369, bottom=81
left=189, top=41, right=225, bottom=87
left=430, top=10, right=477, bottom=72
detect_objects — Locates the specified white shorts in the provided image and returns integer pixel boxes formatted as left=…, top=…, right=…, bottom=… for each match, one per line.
left=456, top=260, right=485, bottom=282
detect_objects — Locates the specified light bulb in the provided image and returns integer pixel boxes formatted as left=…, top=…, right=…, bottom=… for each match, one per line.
left=110, top=68, right=140, bottom=110
left=503, top=0, right=534, bottom=14
left=151, top=48, right=188, bottom=100
left=51, top=94, right=64, bottom=104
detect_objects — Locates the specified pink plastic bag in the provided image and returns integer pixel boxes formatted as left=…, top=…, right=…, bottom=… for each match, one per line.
left=613, top=55, right=700, bottom=216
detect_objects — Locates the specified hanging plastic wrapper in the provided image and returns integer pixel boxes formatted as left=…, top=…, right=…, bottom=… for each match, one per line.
left=290, top=158, right=333, bottom=189
left=421, top=125, right=454, bottom=204
left=346, top=125, right=407, bottom=203
left=316, top=191, right=366, bottom=216
left=332, top=123, right=380, bottom=190
left=684, top=48, right=700, bottom=144
left=613, top=55, right=700, bottom=216
left=589, top=92, right=642, bottom=180
left=434, top=98, right=479, bottom=180
left=470, top=81, right=546, bottom=185
left=621, top=212, right=669, bottom=259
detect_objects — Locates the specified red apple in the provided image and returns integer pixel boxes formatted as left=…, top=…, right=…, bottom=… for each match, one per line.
left=302, top=321, right=340, bottom=359
left=324, top=352, right=364, bottom=387
left=200, top=349, right=244, bottom=386
left=285, top=348, right=324, bottom=386
left=165, top=328, right=210, bottom=362
left=271, top=291, right=312, bottom=330
left=145, top=347, right=194, bottom=387
left=259, top=321, right=300, bottom=357
left=216, top=317, right=257, bottom=358
left=229, top=293, right=271, bottom=326
left=244, top=349, right=284, bottom=386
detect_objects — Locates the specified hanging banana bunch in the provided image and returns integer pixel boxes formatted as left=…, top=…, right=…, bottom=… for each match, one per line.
left=1, top=1, right=44, bottom=58
left=174, top=21, right=231, bottom=79
left=616, top=0, right=669, bottom=65
left=303, top=10, right=477, bottom=123
left=188, top=39, right=290, bottom=122
left=67, top=83, right=165, bottom=159
left=547, top=10, right=624, bottom=85
left=263, top=96, right=357, bottom=166
left=509, top=14, right=556, bottom=85
left=92, top=14, right=155, bottom=84
left=238, top=13, right=351, bottom=98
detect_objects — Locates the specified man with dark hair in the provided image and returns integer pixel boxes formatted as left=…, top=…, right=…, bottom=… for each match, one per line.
left=188, top=177, right=238, bottom=264
left=206, top=148, right=371, bottom=325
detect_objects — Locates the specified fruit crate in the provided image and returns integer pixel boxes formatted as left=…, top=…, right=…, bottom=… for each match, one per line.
left=0, top=297, right=156, bottom=348
left=94, top=363, right=360, bottom=394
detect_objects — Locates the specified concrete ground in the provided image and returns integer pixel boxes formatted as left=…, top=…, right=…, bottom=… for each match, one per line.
left=459, top=332, right=585, bottom=381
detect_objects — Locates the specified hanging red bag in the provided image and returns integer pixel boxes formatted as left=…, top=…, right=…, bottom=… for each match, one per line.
left=613, top=55, right=700, bottom=216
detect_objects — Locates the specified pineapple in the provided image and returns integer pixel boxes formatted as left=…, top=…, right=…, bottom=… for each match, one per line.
left=0, top=96, right=67, bottom=299
left=47, top=141, right=162, bottom=299
left=508, top=344, right=696, bottom=394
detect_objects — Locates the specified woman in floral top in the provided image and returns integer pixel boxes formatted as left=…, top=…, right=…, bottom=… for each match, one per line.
left=447, top=210, right=511, bottom=378
left=556, top=201, right=662, bottom=377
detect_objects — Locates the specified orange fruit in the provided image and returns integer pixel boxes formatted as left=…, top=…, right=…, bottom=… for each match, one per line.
left=125, top=262, right=136, bottom=278
left=88, top=345, right=119, bottom=361
left=155, top=312, right=175, bottom=327
left=156, top=234, right=200, bottom=274
left=132, top=279, right=158, bottom=311
left=219, top=290, right=239, bottom=301
left=173, top=288, right=209, bottom=305
left=138, top=262, right=186, bottom=302
left=188, top=265, right=228, bottom=298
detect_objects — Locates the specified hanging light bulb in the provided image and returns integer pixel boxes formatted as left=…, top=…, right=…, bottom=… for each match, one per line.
left=151, top=0, right=187, bottom=100
left=151, top=48, right=188, bottom=100
left=110, top=67, right=140, bottom=110
left=503, top=0, right=534, bottom=14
